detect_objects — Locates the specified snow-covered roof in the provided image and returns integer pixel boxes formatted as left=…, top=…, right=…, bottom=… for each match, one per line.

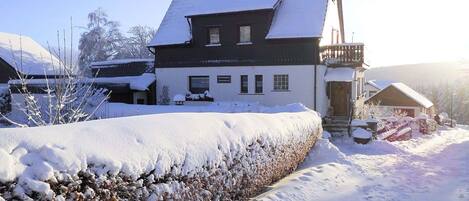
left=390, top=83, right=434, bottom=108
left=9, top=73, right=156, bottom=91
left=368, top=83, right=434, bottom=109
left=92, top=73, right=156, bottom=91
left=185, top=0, right=279, bottom=17
left=367, top=80, right=395, bottom=90
left=90, top=59, right=154, bottom=67
left=266, top=0, right=328, bottom=39
left=0, top=32, right=63, bottom=76
left=324, top=68, right=355, bottom=82
left=149, top=0, right=330, bottom=46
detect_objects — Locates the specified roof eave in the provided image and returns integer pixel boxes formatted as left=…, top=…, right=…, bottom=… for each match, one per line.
left=185, top=8, right=275, bottom=18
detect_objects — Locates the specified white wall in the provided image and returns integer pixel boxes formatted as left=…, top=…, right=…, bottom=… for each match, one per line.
left=156, top=65, right=329, bottom=116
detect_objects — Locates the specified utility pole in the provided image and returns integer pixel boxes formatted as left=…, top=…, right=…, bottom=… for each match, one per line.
left=450, top=89, right=454, bottom=127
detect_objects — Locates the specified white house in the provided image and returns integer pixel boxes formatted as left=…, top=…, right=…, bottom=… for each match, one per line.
left=148, top=0, right=367, bottom=118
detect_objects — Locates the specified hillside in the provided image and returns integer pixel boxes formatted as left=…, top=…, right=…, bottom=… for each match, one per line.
left=365, top=61, right=469, bottom=87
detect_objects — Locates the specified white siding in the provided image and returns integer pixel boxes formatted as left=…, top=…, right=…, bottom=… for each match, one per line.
left=156, top=65, right=329, bottom=116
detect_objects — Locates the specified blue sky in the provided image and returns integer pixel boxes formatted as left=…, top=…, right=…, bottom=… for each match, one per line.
left=1, top=0, right=468, bottom=67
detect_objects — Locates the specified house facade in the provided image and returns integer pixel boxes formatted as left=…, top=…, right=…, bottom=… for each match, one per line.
left=365, top=83, right=435, bottom=118
left=148, top=0, right=366, bottom=118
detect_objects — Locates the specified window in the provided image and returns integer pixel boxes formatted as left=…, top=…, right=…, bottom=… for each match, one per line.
left=217, top=75, right=231, bottom=84
left=239, top=25, right=251, bottom=43
left=189, top=76, right=209, bottom=94
left=274, top=74, right=289, bottom=91
left=255, top=75, right=263, bottom=94
left=208, top=27, right=220, bottom=45
left=240, top=75, right=248, bottom=94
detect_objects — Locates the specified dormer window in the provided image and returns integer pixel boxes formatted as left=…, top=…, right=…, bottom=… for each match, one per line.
left=239, top=25, right=252, bottom=44
left=207, top=27, right=221, bottom=46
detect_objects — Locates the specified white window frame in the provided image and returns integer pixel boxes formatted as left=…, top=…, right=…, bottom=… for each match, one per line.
left=273, top=74, right=289, bottom=91
left=238, top=25, right=252, bottom=45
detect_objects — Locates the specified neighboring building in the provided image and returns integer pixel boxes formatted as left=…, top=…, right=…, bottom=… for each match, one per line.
left=365, top=83, right=435, bottom=117
left=148, top=0, right=367, bottom=118
left=0, top=32, right=63, bottom=84
left=365, top=80, right=395, bottom=98
left=1, top=32, right=66, bottom=113
left=89, top=59, right=157, bottom=105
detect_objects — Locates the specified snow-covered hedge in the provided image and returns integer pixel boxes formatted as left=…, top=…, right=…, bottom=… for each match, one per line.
left=0, top=104, right=322, bottom=200
left=0, top=86, right=10, bottom=115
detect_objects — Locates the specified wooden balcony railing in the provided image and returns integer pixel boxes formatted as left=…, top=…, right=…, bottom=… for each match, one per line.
left=320, top=43, right=364, bottom=67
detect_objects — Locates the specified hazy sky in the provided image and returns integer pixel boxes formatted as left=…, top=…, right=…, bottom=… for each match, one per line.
left=1, top=0, right=468, bottom=67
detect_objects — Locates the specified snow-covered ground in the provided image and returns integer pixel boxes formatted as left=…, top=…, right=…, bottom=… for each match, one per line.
left=256, top=126, right=469, bottom=201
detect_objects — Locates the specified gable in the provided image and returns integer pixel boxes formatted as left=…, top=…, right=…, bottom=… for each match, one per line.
left=149, top=0, right=333, bottom=47
left=366, top=84, right=434, bottom=108
left=366, top=87, right=421, bottom=107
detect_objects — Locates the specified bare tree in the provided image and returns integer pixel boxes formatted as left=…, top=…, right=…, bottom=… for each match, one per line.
left=3, top=27, right=110, bottom=127
left=78, top=8, right=125, bottom=69
left=116, top=26, right=155, bottom=59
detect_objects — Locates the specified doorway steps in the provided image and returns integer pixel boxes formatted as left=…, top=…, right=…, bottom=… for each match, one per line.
left=323, top=117, right=351, bottom=137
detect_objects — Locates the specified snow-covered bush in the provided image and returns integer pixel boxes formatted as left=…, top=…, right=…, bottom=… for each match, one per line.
left=0, top=104, right=322, bottom=200
left=159, top=85, right=171, bottom=105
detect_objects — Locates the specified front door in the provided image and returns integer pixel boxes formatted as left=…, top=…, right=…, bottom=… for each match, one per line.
left=330, top=82, right=351, bottom=117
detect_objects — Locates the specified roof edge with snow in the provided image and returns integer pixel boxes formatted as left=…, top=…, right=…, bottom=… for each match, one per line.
left=367, top=83, right=434, bottom=109
left=149, top=0, right=330, bottom=47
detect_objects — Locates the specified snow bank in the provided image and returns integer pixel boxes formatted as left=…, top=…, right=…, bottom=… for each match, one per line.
left=98, top=102, right=311, bottom=119
left=257, top=126, right=469, bottom=201
left=0, top=104, right=322, bottom=200
left=352, top=128, right=372, bottom=139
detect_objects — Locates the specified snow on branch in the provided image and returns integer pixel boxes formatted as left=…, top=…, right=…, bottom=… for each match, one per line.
left=3, top=30, right=110, bottom=127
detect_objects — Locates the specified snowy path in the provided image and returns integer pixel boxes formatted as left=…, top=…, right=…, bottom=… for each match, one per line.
left=255, top=126, right=469, bottom=201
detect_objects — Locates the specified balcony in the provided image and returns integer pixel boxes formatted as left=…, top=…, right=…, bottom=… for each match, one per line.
left=320, top=43, right=364, bottom=67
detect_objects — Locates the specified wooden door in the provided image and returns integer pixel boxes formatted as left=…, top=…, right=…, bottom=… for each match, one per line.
left=330, top=82, right=351, bottom=117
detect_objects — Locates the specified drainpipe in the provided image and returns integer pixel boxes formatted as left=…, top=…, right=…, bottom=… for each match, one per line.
left=314, top=63, right=317, bottom=111
left=314, top=40, right=319, bottom=111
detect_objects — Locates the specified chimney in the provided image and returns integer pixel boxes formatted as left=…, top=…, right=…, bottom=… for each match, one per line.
left=337, top=0, right=346, bottom=43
